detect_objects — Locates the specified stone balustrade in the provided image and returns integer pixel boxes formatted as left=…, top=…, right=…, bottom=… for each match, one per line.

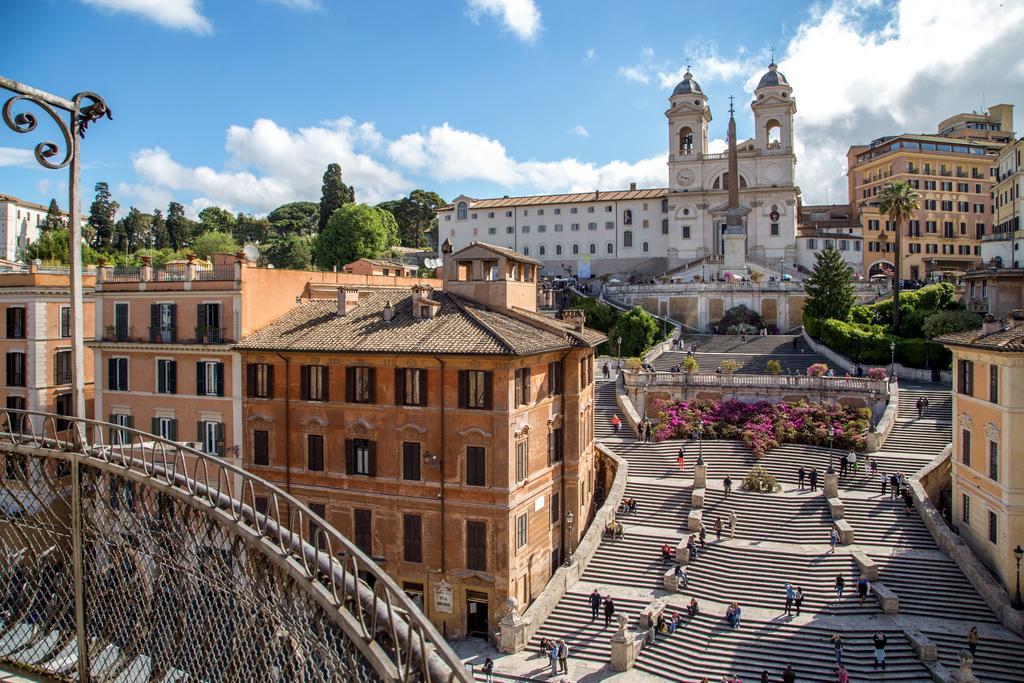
left=624, top=370, right=890, bottom=395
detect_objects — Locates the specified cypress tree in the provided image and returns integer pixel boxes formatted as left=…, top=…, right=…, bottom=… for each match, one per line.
left=318, top=163, right=355, bottom=233
left=803, top=246, right=854, bottom=321
left=87, top=182, right=118, bottom=249
left=41, top=199, right=65, bottom=233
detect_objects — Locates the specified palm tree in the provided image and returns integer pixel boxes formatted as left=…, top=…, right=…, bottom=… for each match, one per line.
left=878, top=181, right=920, bottom=334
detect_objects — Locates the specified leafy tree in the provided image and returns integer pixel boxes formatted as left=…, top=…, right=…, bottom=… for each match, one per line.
left=25, top=228, right=99, bottom=265
left=803, top=247, right=854, bottom=322
left=878, top=181, right=920, bottom=333
left=313, top=203, right=399, bottom=269
left=377, top=189, right=445, bottom=247
left=113, top=207, right=152, bottom=253
left=719, top=359, right=742, bottom=375
left=197, top=206, right=236, bottom=235
left=610, top=306, right=659, bottom=357
left=191, top=231, right=239, bottom=259
left=165, top=202, right=192, bottom=251
left=766, top=359, right=782, bottom=375
left=267, top=201, right=319, bottom=237
left=262, top=234, right=314, bottom=270
left=922, top=310, right=983, bottom=339
left=232, top=212, right=271, bottom=244
left=318, top=163, right=355, bottom=233
left=135, top=247, right=186, bottom=267
left=682, top=355, right=699, bottom=373
left=40, top=199, right=65, bottom=233
left=87, top=181, right=118, bottom=249
left=150, top=209, right=168, bottom=248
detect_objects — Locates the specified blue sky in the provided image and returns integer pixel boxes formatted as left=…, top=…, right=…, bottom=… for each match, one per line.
left=3, top=0, right=1024, bottom=217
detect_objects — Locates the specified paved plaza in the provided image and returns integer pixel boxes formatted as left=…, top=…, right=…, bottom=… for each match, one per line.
left=460, top=339, right=1024, bottom=682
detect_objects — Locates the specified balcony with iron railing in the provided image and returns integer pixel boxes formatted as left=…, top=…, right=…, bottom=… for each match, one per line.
left=102, top=324, right=232, bottom=345
left=96, top=256, right=241, bottom=290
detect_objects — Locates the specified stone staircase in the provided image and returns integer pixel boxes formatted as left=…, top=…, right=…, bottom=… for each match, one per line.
left=882, top=384, right=953, bottom=458
left=870, top=553, right=1002, bottom=624
left=842, top=497, right=936, bottom=550
left=531, top=592, right=931, bottom=682
left=701, top=487, right=833, bottom=545
left=653, top=349, right=831, bottom=375
left=924, top=629, right=1024, bottom=683
left=674, top=334, right=814, bottom=355
left=594, top=378, right=625, bottom=441
left=583, top=530, right=679, bottom=591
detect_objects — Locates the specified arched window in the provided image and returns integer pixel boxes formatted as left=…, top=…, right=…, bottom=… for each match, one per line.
left=589, top=243, right=596, bottom=255
left=623, top=230, right=633, bottom=247
left=765, top=118, right=782, bottom=149
left=623, top=209, right=632, bottom=225
left=678, top=126, right=694, bottom=155
left=538, top=245, right=546, bottom=256
left=642, top=241, right=649, bottom=253
left=456, top=202, right=468, bottom=220
left=606, top=242, right=614, bottom=254
left=713, top=172, right=748, bottom=190
left=555, top=244, right=563, bottom=256
left=572, top=243, right=579, bottom=255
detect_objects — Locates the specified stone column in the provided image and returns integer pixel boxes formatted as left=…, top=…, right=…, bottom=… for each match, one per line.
left=139, top=255, right=153, bottom=283
left=609, top=615, right=641, bottom=672
left=186, top=253, right=197, bottom=281
left=497, top=598, right=530, bottom=654
left=693, top=459, right=707, bottom=489
left=823, top=471, right=838, bottom=498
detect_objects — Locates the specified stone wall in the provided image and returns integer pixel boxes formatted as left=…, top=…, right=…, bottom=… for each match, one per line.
left=910, top=450, right=1024, bottom=637
left=499, top=445, right=628, bottom=652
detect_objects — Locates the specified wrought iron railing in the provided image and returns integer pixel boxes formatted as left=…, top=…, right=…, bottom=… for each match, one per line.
left=0, top=410, right=469, bottom=683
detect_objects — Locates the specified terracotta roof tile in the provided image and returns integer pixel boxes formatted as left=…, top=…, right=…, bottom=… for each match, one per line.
left=236, top=289, right=602, bottom=356
left=936, top=324, right=1024, bottom=351
left=440, top=188, right=669, bottom=210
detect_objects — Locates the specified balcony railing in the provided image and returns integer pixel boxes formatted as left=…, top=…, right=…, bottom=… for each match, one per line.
left=625, top=370, right=890, bottom=395
left=148, top=325, right=178, bottom=343
left=195, top=263, right=237, bottom=281
left=97, top=260, right=240, bottom=287
left=103, top=326, right=231, bottom=345
left=105, top=267, right=141, bottom=282
left=152, top=264, right=188, bottom=281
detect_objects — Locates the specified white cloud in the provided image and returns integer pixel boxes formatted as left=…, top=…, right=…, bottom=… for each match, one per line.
left=263, top=0, right=320, bottom=9
left=465, top=0, right=541, bottom=41
left=131, top=117, right=409, bottom=213
left=568, top=125, right=590, bottom=138
left=37, top=180, right=50, bottom=197
left=388, top=123, right=663, bottom=192
left=0, top=147, right=34, bottom=168
left=708, top=139, right=727, bottom=154
left=658, top=46, right=766, bottom=89
left=583, top=48, right=597, bottom=65
left=773, top=0, right=1024, bottom=202
left=618, top=66, right=651, bottom=85
left=79, top=0, right=212, bottom=34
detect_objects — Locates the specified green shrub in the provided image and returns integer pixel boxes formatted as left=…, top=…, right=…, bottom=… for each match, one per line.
left=682, top=355, right=699, bottom=373
left=741, top=465, right=781, bottom=492
left=719, top=359, right=742, bottom=374
left=922, top=310, right=983, bottom=338
left=765, top=359, right=782, bottom=375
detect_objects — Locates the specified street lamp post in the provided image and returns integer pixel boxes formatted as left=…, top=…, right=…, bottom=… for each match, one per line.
left=1014, top=544, right=1023, bottom=609
left=695, top=423, right=704, bottom=464
left=828, top=425, right=836, bottom=470
left=890, top=341, right=896, bottom=382
left=564, top=511, right=576, bottom=566
left=617, top=335, right=623, bottom=369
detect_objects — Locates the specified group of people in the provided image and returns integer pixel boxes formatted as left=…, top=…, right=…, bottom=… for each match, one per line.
left=915, top=395, right=931, bottom=418
left=587, top=590, right=617, bottom=626
left=603, top=519, right=625, bottom=539
left=638, top=417, right=655, bottom=443
left=618, top=497, right=639, bottom=515
left=644, top=598, right=701, bottom=646
left=880, top=471, right=915, bottom=513
left=536, top=637, right=570, bottom=676
left=796, top=466, right=821, bottom=491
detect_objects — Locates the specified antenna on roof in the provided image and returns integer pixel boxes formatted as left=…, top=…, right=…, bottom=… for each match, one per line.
left=981, top=88, right=987, bottom=114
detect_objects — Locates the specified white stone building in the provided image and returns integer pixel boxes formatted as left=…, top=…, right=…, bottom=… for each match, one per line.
left=0, top=194, right=54, bottom=262
left=437, top=63, right=802, bottom=278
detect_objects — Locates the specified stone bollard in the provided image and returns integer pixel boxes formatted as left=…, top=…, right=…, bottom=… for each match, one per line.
left=497, top=597, right=530, bottom=654
left=675, top=541, right=690, bottom=564
left=951, top=649, right=979, bottom=682
left=610, top=615, right=641, bottom=672
left=823, top=471, right=838, bottom=499
left=687, top=509, right=703, bottom=531
left=827, top=497, right=845, bottom=519
left=662, top=568, right=680, bottom=592
left=693, top=461, right=707, bottom=489
left=691, top=487, right=706, bottom=509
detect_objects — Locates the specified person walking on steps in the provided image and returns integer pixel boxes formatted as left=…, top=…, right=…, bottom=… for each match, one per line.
left=723, top=475, right=733, bottom=498
left=872, top=632, right=887, bottom=669
left=557, top=639, right=569, bottom=674
left=839, top=453, right=847, bottom=477
left=831, top=634, right=845, bottom=666
left=917, top=396, right=925, bottom=419
left=889, top=473, right=900, bottom=498
left=602, top=362, right=610, bottom=380
left=902, top=486, right=914, bottom=515
left=782, top=664, right=797, bottom=683
left=835, top=664, right=849, bottom=683
left=589, top=589, right=602, bottom=620
left=857, top=574, right=870, bottom=606
left=784, top=583, right=795, bottom=616
left=482, top=658, right=494, bottom=682
left=715, top=515, right=723, bottom=541
left=677, top=448, right=686, bottom=472
left=547, top=640, right=559, bottom=677
left=967, top=626, right=979, bottom=656
left=829, top=527, right=839, bottom=553
left=729, top=510, right=737, bottom=539
left=603, top=596, right=615, bottom=627
left=699, top=523, right=707, bottom=548
left=880, top=471, right=888, bottom=496
left=611, top=414, right=622, bottom=434
left=798, top=465, right=806, bottom=490
left=834, top=574, right=845, bottom=605
left=810, top=467, right=819, bottom=491
left=793, top=587, right=804, bottom=616
left=923, top=395, right=930, bottom=416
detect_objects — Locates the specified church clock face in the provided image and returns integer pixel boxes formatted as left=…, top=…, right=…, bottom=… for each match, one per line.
left=676, top=169, right=695, bottom=187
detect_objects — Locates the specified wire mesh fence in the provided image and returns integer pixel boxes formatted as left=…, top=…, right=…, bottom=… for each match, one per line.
left=0, top=412, right=467, bottom=683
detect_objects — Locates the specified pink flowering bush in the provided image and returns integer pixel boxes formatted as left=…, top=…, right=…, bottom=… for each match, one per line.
left=867, top=367, right=888, bottom=380
left=806, top=363, right=829, bottom=377
left=653, top=398, right=870, bottom=457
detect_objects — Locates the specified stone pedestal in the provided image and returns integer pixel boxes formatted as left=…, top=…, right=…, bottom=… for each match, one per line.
left=827, top=497, right=845, bottom=519
left=675, top=542, right=690, bottom=564
left=693, top=462, right=707, bottom=489
left=662, top=569, right=680, bottom=592
left=835, top=519, right=855, bottom=545
left=687, top=509, right=703, bottom=531
left=823, top=472, right=838, bottom=499
left=905, top=627, right=936, bottom=662
left=852, top=548, right=879, bottom=581
left=691, top=487, right=705, bottom=509
left=610, top=619, right=641, bottom=672
left=723, top=231, right=746, bottom=270
left=871, top=582, right=900, bottom=614
left=497, top=600, right=531, bottom=654
left=951, top=650, right=979, bottom=682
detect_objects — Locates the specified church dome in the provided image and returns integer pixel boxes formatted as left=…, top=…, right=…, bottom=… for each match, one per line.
left=756, top=63, right=789, bottom=89
left=672, top=71, right=703, bottom=97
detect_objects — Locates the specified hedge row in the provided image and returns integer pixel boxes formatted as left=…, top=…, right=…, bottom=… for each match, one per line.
left=804, top=315, right=950, bottom=369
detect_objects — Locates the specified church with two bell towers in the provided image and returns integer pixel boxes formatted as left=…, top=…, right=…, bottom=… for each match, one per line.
left=665, top=62, right=800, bottom=273
left=438, top=62, right=802, bottom=278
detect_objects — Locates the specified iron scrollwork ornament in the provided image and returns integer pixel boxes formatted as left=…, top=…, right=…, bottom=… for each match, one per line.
left=1, top=90, right=111, bottom=170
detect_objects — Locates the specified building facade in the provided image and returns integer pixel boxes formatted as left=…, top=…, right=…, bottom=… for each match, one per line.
left=343, top=258, right=418, bottom=277
left=0, top=266, right=95, bottom=419
left=939, top=315, right=1024, bottom=600
left=982, top=136, right=1024, bottom=268
left=0, top=194, right=63, bottom=262
left=88, top=253, right=439, bottom=465
left=437, top=63, right=801, bottom=278
left=795, top=204, right=863, bottom=273
left=848, top=107, right=1013, bottom=280
left=237, top=242, right=606, bottom=640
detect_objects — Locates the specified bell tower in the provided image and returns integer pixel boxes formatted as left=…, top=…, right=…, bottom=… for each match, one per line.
left=666, top=69, right=712, bottom=191
left=751, top=62, right=796, bottom=153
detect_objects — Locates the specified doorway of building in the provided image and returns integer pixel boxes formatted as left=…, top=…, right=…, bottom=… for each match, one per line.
left=466, top=591, right=489, bottom=638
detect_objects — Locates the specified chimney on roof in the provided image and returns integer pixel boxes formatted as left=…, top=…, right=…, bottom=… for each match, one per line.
left=562, top=308, right=586, bottom=332
left=411, top=284, right=440, bottom=319
left=630, top=182, right=637, bottom=191
left=337, top=287, right=360, bottom=317
left=382, top=300, right=394, bottom=322
left=1009, top=309, right=1024, bottom=326
left=982, top=314, right=1001, bottom=335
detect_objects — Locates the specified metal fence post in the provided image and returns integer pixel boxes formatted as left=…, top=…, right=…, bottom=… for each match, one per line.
left=70, top=454, right=89, bottom=680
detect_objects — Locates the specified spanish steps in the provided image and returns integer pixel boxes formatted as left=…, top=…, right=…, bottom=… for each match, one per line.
left=477, top=344, right=1023, bottom=682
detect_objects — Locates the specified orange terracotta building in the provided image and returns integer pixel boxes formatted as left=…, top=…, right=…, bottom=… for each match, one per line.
left=0, top=266, right=95, bottom=420
left=89, top=253, right=439, bottom=464
left=236, top=242, right=605, bottom=639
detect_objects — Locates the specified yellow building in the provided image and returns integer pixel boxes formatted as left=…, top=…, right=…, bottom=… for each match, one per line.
left=939, top=314, right=1024, bottom=600
left=982, top=136, right=1024, bottom=269
left=848, top=106, right=1012, bottom=281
